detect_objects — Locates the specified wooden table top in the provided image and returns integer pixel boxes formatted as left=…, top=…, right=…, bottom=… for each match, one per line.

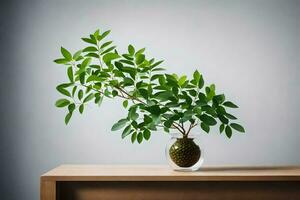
left=41, top=165, right=300, bottom=181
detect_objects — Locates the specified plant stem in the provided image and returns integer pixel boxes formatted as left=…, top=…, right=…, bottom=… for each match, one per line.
left=172, top=123, right=185, bottom=134
left=96, top=41, right=103, bottom=70
left=186, top=122, right=198, bottom=136
left=116, top=87, right=146, bottom=105
left=81, top=84, right=186, bottom=135
left=114, top=87, right=187, bottom=134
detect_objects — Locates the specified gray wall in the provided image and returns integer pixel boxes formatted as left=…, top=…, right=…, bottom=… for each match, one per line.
left=0, top=0, right=299, bottom=199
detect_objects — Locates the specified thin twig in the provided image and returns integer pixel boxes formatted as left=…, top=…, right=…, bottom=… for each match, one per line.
left=81, top=83, right=186, bottom=135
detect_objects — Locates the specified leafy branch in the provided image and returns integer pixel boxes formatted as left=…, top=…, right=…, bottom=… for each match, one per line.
left=54, top=29, right=245, bottom=143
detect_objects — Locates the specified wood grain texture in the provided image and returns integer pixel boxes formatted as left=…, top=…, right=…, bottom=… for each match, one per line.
left=41, top=165, right=300, bottom=181
left=40, top=179, right=56, bottom=200
left=57, top=181, right=300, bottom=200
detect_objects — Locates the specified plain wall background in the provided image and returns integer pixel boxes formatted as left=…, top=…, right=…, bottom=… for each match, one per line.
left=0, top=0, right=299, bottom=199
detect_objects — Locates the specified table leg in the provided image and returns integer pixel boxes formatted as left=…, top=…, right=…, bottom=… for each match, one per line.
left=40, top=179, right=56, bottom=200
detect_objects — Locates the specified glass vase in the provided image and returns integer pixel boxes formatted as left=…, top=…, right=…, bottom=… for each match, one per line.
left=166, top=133, right=204, bottom=171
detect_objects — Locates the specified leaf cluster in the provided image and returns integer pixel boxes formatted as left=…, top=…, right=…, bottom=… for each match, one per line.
left=54, top=29, right=245, bottom=143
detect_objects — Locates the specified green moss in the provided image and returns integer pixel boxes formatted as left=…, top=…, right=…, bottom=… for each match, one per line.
left=169, top=137, right=201, bottom=167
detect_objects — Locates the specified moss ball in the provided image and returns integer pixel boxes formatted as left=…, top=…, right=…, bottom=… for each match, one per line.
left=169, top=137, right=201, bottom=167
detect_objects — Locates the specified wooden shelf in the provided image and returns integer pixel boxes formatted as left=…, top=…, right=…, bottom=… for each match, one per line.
left=41, top=165, right=300, bottom=200
left=41, top=165, right=300, bottom=181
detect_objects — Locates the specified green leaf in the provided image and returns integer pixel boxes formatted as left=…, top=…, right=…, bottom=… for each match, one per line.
left=85, top=86, right=92, bottom=93
left=116, top=62, right=131, bottom=71
left=230, top=123, right=245, bottom=133
left=85, top=52, right=99, bottom=58
left=165, top=74, right=178, bottom=85
left=94, top=93, right=102, bottom=104
left=101, top=46, right=116, bottom=55
left=200, top=122, right=210, bottom=133
left=123, top=100, right=128, bottom=108
left=128, top=45, right=135, bottom=55
left=150, top=74, right=163, bottom=81
left=81, top=37, right=97, bottom=45
left=223, top=101, right=238, bottom=108
left=112, top=90, right=118, bottom=97
left=67, top=67, right=73, bottom=82
left=61, top=47, right=72, bottom=61
left=79, top=104, right=84, bottom=114
left=73, top=50, right=82, bottom=60
left=200, top=105, right=215, bottom=116
left=83, top=46, right=98, bottom=52
left=179, top=110, right=193, bottom=123
left=164, top=120, right=173, bottom=128
left=225, top=125, right=232, bottom=138
left=178, top=75, right=187, bottom=87
left=120, top=59, right=134, bottom=66
left=111, top=119, right=128, bottom=131
left=90, top=34, right=97, bottom=43
left=131, top=132, right=137, bottom=143
left=122, top=125, right=132, bottom=139
left=122, top=54, right=134, bottom=61
left=143, top=114, right=153, bottom=124
left=213, top=94, right=225, bottom=104
left=103, top=52, right=120, bottom=64
left=79, top=74, right=85, bottom=85
left=122, top=77, right=134, bottom=86
left=143, top=129, right=151, bottom=140
left=216, top=106, right=226, bottom=115
left=210, top=84, right=215, bottom=91
left=86, top=75, right=102, bottom=83
left=144, top=105, right=161, bottom=115
left=172, top=87, right=179, bottom=96
left=101, top=30, right=111, bottom=40
left=193, top=70, right=201, bottom=82
left=54, top=58, right=68, bottom=64
left=104, top=88, right=111, bottom=98
left=199, top=114, right=217, bottom=126
left=219, top=124, right=225, bottom=133
left=123, top=68, right=137, bottom=79
left=78, top=90, right=83, bottom=100
left=137, top=132, right=143, bottom=143
left=138, top=88, right=148, bottom=99
left=198, top=92, right=207, bottom=105
left=75, top=56, right=84, bottom=61
left=94, top=29, right=100, bottom=37
left=193, top=107, right=202, bottom=115
left=206, top=84, right=215, bottom=101
left=131, top=120, right=138, bottom=129
left=55, top=99, right=70, bottom=107
left=224, top=113, right=237, bottom=120
left=130, top=112, right=139, bottom=121
left=135, top=54, right=145, bottom=65
left=68, top=103, right=75, bottom=113
left=83, top=93, right=95, bottom=103
left=135, top=48, right=145, bottom=55
left=100, top=41, right=113, bottom=49
left=155, top=91, right=173, bottom=101
left=81, top=57, right=92, bottom=68
left=218, top=114, right=229, bottom=124
left=198, top=75, right=204, bottom=89
left=150, top=60, right=164, bottom=68
left=93, top=83, right=102, bottom=90
left=56, top=85, right=71, bottom=97
left=65, top=112, right=72, bottom=125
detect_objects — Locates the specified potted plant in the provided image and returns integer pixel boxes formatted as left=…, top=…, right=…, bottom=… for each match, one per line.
left=54, top=29, right=245, bottom=171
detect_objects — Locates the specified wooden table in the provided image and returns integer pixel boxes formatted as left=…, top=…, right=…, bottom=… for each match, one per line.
left=41, top=165, right=300, bottom=200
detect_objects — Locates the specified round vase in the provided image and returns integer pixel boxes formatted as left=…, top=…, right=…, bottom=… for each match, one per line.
left=166, top=133, right=204, bottom=171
